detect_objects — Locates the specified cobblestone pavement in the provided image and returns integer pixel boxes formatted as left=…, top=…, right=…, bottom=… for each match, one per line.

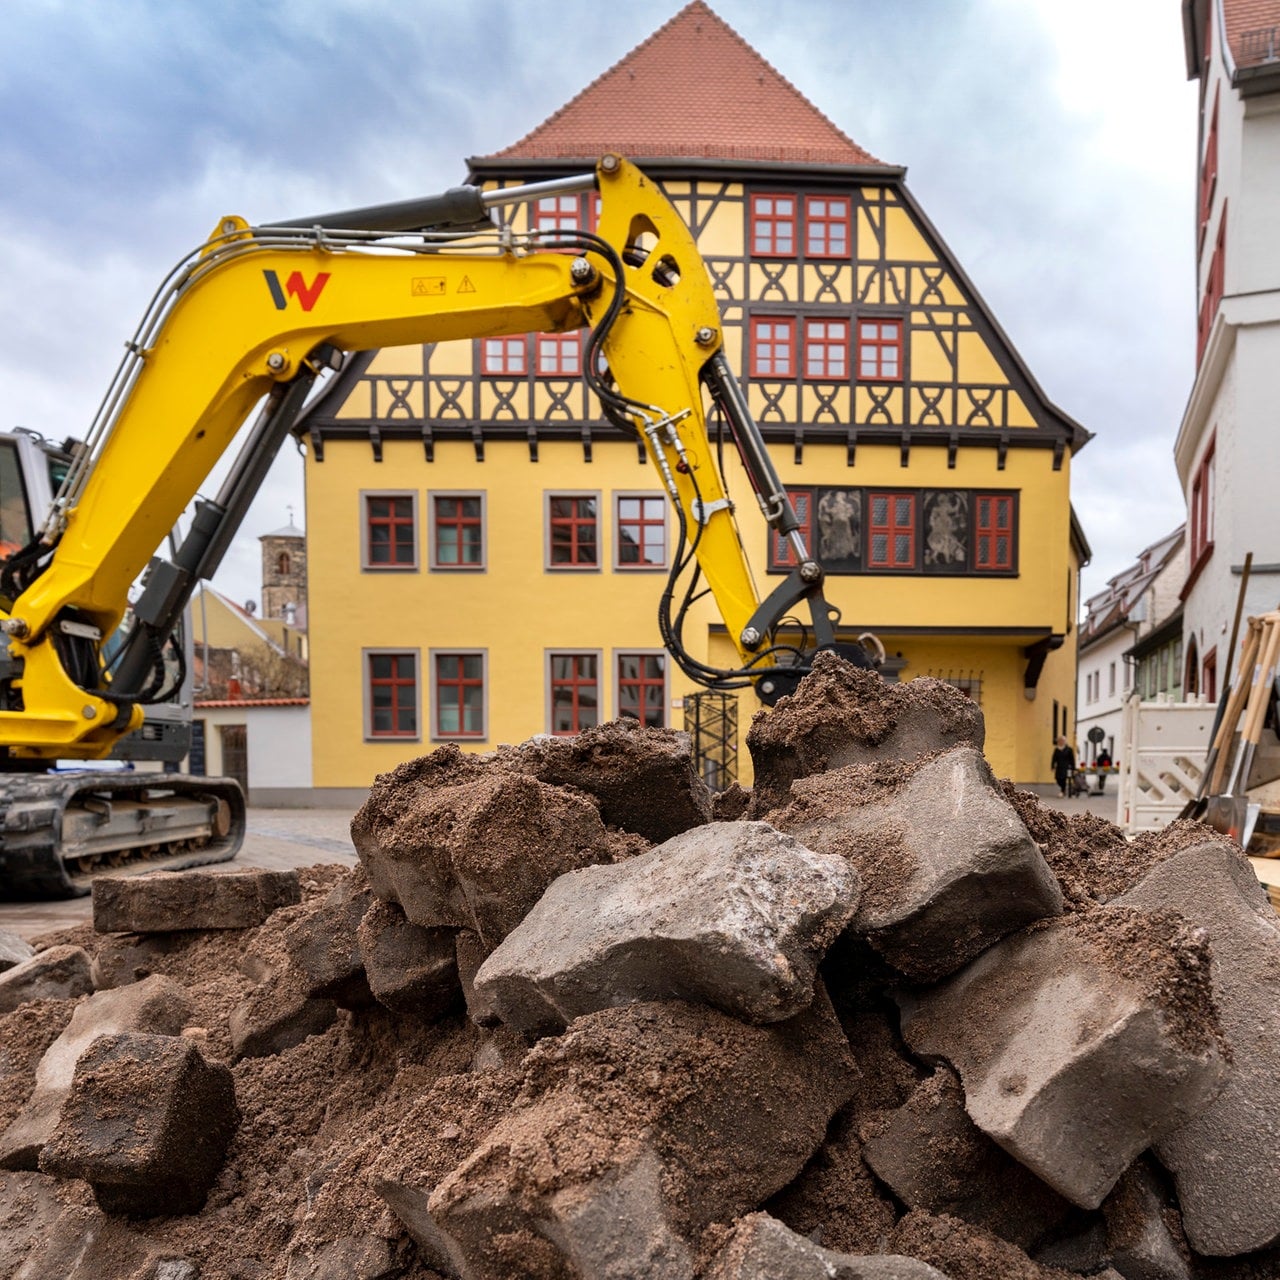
left=0, top=806, right=360, bottom=942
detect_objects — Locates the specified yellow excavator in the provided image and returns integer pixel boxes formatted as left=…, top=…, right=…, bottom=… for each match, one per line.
left=0, top=154, right=872, bottom=897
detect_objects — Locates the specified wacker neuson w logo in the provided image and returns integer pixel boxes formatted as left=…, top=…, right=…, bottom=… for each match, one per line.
left=263, top=270, right=330, bottom=311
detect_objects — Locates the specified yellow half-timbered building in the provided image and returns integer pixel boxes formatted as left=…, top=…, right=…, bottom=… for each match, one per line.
left=297, top=2, right=1090, bottom=800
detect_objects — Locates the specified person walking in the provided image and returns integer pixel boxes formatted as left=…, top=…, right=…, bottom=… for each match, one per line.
left=1094, top=747, right=1112, bottom=794
left=1051, top=735, right=1076, bottom=798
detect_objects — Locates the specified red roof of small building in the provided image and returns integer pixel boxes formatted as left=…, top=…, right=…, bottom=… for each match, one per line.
left=478, top=1, right=887, bottom=168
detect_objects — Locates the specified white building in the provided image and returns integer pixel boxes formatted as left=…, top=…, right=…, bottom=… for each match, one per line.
left=1077, top=527, right=1186, bottom=765
left=1178, top=1, right=1280, bottom=685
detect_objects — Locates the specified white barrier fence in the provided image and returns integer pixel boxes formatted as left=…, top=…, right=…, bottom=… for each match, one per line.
left=1117, top=694, right=1216, bottom=834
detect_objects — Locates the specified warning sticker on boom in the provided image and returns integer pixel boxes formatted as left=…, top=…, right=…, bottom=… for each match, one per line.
left=412, top=278, right=446, bottom=296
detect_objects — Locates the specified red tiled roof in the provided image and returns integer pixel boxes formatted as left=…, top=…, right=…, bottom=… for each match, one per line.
left=479, top=2, right=887, bottom=168
left=1224, top=0, right=1280, bottom=67
left=195, top=698, right=310, bottom=708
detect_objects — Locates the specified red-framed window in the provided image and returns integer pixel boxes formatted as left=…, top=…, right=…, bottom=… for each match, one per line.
left=364, top=494, right=416, bottom=569
left=532, top=192, right=600, bottom=237
left=432, top=494, right=483, bottom=569
left=805, top=195, right=851, bottom=257
left=367, top=652, right=417, bottom=738
left=857, top=318, right=904, bottom=381
left=769, top=488, right=813, bottom=570
left=548, top=494, right=598, bottom=567
left=617, top=652, right=665, bottom=728
left=974, top=494, right=1014, bottom=571
left=1199, top=88, right=1219, bottom=244
left=1190, top=437, right=1216, bottom=564
left=481, top=335, right=527, bottom=375
left=750, top=194, right=797, bottom=257
left=549, top=652, right=599, bottom=735
left=615, top=494, right=667, bottom=569
left=750, top=316, right=795, bottom=377
left=434, top=652, right=485, bottom=738
left=804, top=318, right=850, bottom=380
left=535, top=332, right=582, bottom=377
left=867, top=492, right=916, bottom=570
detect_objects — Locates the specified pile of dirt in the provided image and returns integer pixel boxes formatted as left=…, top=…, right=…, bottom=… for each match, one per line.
left=1, top=655, right=1278, bottom=1279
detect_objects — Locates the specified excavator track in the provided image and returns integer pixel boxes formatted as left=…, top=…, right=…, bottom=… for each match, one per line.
left=0, top=773, right=246, bottom=899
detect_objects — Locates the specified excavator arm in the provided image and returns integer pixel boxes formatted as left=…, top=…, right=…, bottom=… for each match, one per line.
left=0, top=155, right=838, bottom=764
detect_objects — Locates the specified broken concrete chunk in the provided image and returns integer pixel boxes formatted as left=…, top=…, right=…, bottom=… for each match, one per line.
left=454, top=929, right=499, bottom=1026
left=475, top=820, right=859, bottom=1033
left=352, top=767, right=618, bottom=948
left=1118, top=839, right=1280, bottom=1257
left=705, top=1212, right=951, bottom=1280
left=861, top=1067, right=1073, bottom=1249
left=379, top=993, right=856, bottom=1280
left=0, top=1171, right=67, bottom=1278
left=283, top=869, right=375, bottom=1007
left=746, top=652, right=984, bottom=812
left=0, top=974, right=192, bottom=1171
left=899, top=907, right=1227, bottom=1209
left=40, top=1031, right=239, bottom=1217
left=0, top=929, right=35, bottom=973
left=0, top=945, right=94, bottom=1014
left=92, top=868, right=300, bottom=933
left=502, top=718, right=713, bottom=842
left=1101, top=1159, right=1191, bottom=1280
left=766, top=747, right=1063, bottom=980
left=356, top=897, right=460, bottom=1019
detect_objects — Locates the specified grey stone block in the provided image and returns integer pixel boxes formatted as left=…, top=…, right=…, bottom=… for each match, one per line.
left=229, top=968, right=337, bottom=1059
left=356, top=897, right=460, bottom=1019
left=0, top=929, right=35, bottom=972
left=746, top=651, right=985, bottom=812
left=352, top=767, right=616, bottom=948
left=1102, top=1159, right=1191, bottom=1280
left=502, top=717, right=713, bottom=842
left=379, top=994, right=856, bottom=1280
left=861, top=1067, right=1073, bottom=1249
left=899, top=907, right=1228, bottom=1209
left=92, top=867, right=300, bottom=932
left=284, top=870, right=376, bottom=1007
left=767, top=747, right=1063, bottom=980
left=40, top=1031, right=239, bottom=1217
left=0, top=945, right=94, bottom=1014
left=0, top=974, right=192, bottom=1170
left=705, top=1212, right=951, bottom=1279
left=475, top=820, right=859, bottom=1033
left=454, top=928, right=499, bottom=1026
left=1118, top=839, right=1280, bottom=1256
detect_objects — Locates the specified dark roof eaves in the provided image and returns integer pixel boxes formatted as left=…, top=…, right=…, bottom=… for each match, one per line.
left=467, top=155, right=905, bottom=183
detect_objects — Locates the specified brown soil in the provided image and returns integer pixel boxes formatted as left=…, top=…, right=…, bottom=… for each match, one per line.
left=0, top=997, right=79, bottom=1130
left=889, top=1209, right=1079, bottom=1280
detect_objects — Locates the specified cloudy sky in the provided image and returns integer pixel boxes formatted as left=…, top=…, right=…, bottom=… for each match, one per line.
left=1, top=0, right=1198, bottom=614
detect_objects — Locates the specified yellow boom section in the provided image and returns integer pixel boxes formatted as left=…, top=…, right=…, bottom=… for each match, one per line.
left=0, top=157, right=765, bottom=757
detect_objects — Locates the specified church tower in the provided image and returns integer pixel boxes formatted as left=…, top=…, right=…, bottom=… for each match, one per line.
left=259, top=514, right=307, bottom=625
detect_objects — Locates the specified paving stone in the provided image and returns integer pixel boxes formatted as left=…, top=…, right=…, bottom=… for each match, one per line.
left=704, top=1212, right=951, bottom=1280
left=898, top=907, right=1228, bottom=1209
left=92, top=867, right=300, bottom=933
left=0, top=944, right=94, bottom=1014
left=284, top=869, right=376, bottom=1008
left=0, top=974, right=192, bottom=1170
left=0, top=1170, right=67, bottom=1278
left=40, top=1031, right=239, bottom=1217
left=284, top=1234, right=407, bottom=1280
left=377, top=993, right=856, bottom=1280
left=0, top=928, right=35, bottom=972
left=1117, top=839, right=1280, bottom=1256
left=746, top=651, right=985, bottom=812
left=356, top=896, right=460, bottom=1019
left=860, top=1067, right=1073, bottom=1249
left=501, top=718, right=713, bottom=842
left=1101, top=1159, right=1191, bottom=1280
left=352, top=764, right=619, bottom=949
left=229, top=967, right=337, bottom=1060
left=475, top=820, right=859, bottom=1034
left=454, top=928, right=499, bottom=1026
left=765, top=747, right=1063, bottom=980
